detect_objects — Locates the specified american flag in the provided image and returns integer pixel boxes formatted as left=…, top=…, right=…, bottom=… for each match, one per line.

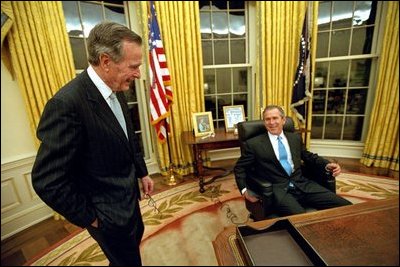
left=290, top=10, right=312, bottom=125
left=148, top=1, right=173, bottom=143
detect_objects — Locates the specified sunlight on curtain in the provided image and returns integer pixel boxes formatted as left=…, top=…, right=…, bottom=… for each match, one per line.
left=1, top=1, right=75, bottom=147
left=140, top=1, right=204, bottom=175
left=256, top=1, right=307, bottom=114
left=256, top=1, right=318, bottom=147
left=360, top=2, right=399, bottom=171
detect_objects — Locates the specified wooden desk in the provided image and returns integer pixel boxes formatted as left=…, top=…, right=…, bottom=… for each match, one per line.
left=181, top=129, right=240, bottom=192
left=213, top=197, right=399, bottom=266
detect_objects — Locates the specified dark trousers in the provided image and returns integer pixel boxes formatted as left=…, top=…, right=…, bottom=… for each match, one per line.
left=87, top=220, right=144, bottom=266
left=275, top=188, right=352, bottom=216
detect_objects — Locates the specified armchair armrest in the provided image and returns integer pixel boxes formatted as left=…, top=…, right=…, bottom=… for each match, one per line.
left=245, top=176, right=274, bottom=220
left=301, top=165, right=336, bottom=193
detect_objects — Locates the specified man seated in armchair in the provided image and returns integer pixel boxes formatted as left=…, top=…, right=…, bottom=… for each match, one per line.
left=234, top=105, right=351, bottom=219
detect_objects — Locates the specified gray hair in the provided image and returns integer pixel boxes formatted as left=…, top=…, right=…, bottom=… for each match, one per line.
left=263, top=105, right=286, bottom=118
left=87, top=21, right=142, bottom=66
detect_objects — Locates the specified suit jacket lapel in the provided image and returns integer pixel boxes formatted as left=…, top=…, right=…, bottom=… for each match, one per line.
left=263, top=134, right=286, bottom=171
left=117, top=92, right=136, bottom=150
left=82, top=72, right=133, bottom=155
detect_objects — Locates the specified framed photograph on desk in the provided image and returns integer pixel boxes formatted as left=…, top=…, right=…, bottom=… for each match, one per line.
left=223, top=105, right=245, bottom=132
left=192, top=111, right=214, bottom=137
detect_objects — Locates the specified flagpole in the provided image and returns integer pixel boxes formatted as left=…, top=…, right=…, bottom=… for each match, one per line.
left=163, top=113, right=182, bottom=186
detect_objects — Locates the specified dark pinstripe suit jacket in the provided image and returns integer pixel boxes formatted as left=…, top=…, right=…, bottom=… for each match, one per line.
left=31, top=70, right=148, bottom=233
left=234, top=131, right=330, bottom=205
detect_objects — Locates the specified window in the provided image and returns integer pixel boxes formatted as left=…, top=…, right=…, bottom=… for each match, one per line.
left=62, top=1, right=150, bottom=159
left=199, top=1, right=251, bottom=129
left=312, top=1, right=380, bottom=142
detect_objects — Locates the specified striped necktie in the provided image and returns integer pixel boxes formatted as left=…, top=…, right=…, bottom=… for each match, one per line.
left=278, top=136, right=292, bottom=176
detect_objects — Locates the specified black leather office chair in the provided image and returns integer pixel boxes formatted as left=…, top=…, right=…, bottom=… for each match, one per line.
left=237, top=117, right=336, bottom=221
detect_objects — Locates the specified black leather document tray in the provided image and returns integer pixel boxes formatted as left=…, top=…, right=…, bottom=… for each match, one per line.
left=236, top=219, right=327, bottom=266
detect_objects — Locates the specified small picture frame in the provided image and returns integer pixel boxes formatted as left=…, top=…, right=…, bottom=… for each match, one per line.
left=192, top=111, right=214, bottom=137
left=223, top=105, right=245, bottom=132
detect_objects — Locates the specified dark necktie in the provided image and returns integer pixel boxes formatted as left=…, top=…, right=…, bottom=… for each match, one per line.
left=278, top=136, right=292, bottom=176
left=109, top=92, right=128, bottom=139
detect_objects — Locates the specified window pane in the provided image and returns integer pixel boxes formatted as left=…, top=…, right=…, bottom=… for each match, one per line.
left=105, top=6, right=126, bottom=25
left=315, top=62, right=329, bottom=88
left=200, top=12, right=212, bottom=39
left=329, top=60, right=349, bottom=87
left=354, top=1, right=375, bottom=26
left=228, top=1, right=245, bottom=10
left=233, top=68, right=247, bottom=92
left=312, top=90, right=326, bottom=114
left=214, top=40, right=229, bottom=64
left=229, top=13, right=245, bottom=38
left=324, top=116, right=343, bottom=139
left=343, top=116, right=363, bottom=140
left=347, top=89, right=367, bottom=114
left=204, top=69, right=216, bottom=94
left=330, top=29, right=350, bottom=56
left=211, top=1, right=227, bottom=10
left=233, top=94, right=247, bottom=112
left=69, top=37, right=88, bottom=69
left=231, top=39, right=245, bottom=63
left=350, top=59, right=371, bottom=87
left=205, top=96, right=217, bottom=118
left=317, top=32, right=330, bottom=58
left=351, top=26, right=374, bottom=55
left=125, top=82, right=137, bottom=102
left=104, top=1, right=123, bottom=5
left=311, top=116, right=324, bottom=139
left=327, top=89, right=345, bottom=114
left=217, top=95, right=231, bottom=119
left=80, top=2, right=103, bottom=37
left=202, top=40, right=213, bottom=65
left=216, top=68, right=231, bottom=93
left=212, top=11, right=229, bottom=39
left=318, top=1, right=331, bottom=31
left=63, top=1, right=83, bottom=37
left=332, top=1, right=353, bottom=29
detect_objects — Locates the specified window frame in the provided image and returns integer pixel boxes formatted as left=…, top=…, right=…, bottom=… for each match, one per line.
left=310, top=1, right=386, bottom=158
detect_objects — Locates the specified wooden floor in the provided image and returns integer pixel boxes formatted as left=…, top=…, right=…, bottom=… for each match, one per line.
left=1, top=157, right=398, bottom=266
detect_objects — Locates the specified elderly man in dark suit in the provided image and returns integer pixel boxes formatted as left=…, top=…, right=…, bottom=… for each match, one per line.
left=31, top=22, right=154, bottom=266
left=234, top=105, right=351, bottom=216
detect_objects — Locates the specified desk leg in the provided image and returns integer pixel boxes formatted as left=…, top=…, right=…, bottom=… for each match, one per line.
left=193, top=145, right=206, bottom=193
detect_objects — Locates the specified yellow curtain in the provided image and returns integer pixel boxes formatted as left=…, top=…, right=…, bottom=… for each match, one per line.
left=256, top=1, right=307, bottom=116
left=1, top=1, right=75, bottom=147
left=360, top=2, right=399, bottom=171
left=140, top=1, right=204, bottom=175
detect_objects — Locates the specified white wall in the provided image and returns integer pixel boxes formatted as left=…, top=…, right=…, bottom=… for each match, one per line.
left=1, top=60, right=54, bottom=240
left=1, top=61, right=37, bottom=163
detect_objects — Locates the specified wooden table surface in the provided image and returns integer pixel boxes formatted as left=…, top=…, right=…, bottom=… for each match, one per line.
left=181, top=129, right=240, bottom=192
left=213, top=197, right=399, bottom=266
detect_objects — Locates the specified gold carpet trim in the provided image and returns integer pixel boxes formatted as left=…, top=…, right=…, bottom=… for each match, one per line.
left=228, top=233, right=245, bottom=266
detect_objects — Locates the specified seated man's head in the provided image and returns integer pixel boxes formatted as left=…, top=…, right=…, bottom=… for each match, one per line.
left=263, top=105, right=286, bottom=135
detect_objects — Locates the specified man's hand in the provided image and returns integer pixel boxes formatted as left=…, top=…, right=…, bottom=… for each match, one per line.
left=141, top=175, right=154, bottom=196
left=325, top=162, right=341, bottom=177
left=91, top=218, right=98, bottom=228
left=243, top=191, right=259, bottom=203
